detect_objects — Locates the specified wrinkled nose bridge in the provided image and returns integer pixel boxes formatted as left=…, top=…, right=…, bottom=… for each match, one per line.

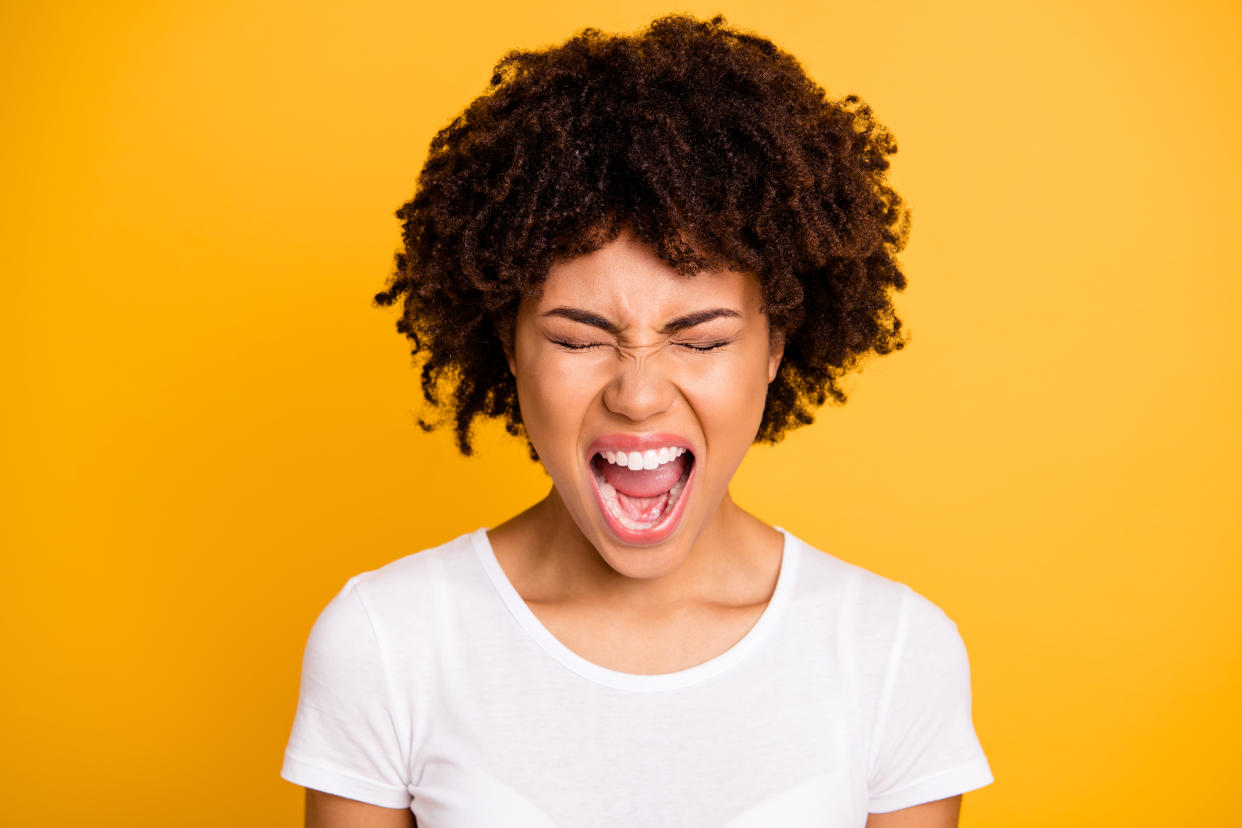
left=603, top=341, right=675, bottom=418
left=620, top=340, right=665, bottom=368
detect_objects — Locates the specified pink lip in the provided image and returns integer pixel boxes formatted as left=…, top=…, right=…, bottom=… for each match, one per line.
left=585, top=433, right=697, bottom=546
left=586, top=432, right=695, bottom=458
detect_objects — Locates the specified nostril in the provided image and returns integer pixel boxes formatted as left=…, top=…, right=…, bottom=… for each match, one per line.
left=602, top=369, right=677, bottom=421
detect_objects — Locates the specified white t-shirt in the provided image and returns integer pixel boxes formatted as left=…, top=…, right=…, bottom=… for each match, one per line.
left=281, top=528, right=992, bottom=826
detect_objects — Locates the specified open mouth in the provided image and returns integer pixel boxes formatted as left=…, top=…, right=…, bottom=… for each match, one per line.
left=588, top=446, right=695, bottom=544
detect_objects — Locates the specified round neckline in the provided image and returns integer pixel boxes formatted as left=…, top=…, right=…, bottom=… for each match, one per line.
left=469, top=526, right=801, bottom=692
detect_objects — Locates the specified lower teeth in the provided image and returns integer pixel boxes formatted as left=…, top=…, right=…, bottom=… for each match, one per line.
left=595, top=470, right=688, bottom=531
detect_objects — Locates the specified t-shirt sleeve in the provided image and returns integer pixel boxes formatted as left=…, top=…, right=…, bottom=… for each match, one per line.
left=867, top=587, right=993, bottom=813
left=281, top=576, right=413, bottom=809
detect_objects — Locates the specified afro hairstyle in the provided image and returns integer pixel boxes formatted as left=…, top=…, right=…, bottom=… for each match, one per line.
left=374, top=13, right=910, bottom=456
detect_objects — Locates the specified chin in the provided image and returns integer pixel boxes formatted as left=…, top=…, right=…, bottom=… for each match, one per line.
left=590, top=536, right=695, bottom=580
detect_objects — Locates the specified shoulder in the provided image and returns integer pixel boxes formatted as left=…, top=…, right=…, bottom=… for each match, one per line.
left=781, top=531, right=966, bottom=674
left=345, top=528, right=486, bottom=607
left=786, top=531, right=952, bottom=629
left=306, top=529, right=487, bottom=650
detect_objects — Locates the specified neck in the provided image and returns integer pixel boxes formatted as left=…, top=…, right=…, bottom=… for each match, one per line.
left=492, top=487, right=781, bottom=611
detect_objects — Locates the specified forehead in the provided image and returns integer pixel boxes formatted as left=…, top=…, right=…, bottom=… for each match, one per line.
left=530, top=232, right=762, bottom=320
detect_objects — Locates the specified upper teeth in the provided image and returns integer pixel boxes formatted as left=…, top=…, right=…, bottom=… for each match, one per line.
left=601, top=447, right=687, bottom=470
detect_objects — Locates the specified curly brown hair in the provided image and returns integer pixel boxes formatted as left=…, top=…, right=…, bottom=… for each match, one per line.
left=374, top=14, right=909, bottom=456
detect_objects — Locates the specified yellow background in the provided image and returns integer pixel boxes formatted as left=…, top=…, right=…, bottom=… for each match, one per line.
left=3, top=0, right=1239, bottom=825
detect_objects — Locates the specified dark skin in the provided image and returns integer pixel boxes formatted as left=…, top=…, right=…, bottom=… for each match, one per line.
left=313, top=10, right=980, bottom=821
left=375, top=16, right=910, bottom=459
left=302, top=238, right=966, bottom=827
left=305, top=790, right=413, bottom=827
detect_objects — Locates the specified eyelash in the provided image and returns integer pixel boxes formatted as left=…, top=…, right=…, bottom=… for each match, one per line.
left=548, top=339, right=601, bottom=351
left=548, top=338, right=729, bottom=353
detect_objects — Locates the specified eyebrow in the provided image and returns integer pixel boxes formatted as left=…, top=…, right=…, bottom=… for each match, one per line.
left=541, top=307, right=741, bottom=334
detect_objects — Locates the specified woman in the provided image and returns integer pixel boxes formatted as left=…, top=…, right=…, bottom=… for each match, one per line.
left=282, top=15, right=992, bottom=827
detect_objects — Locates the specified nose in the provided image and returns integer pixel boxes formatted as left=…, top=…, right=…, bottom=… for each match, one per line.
left=601, top=353, right=676, bottom=423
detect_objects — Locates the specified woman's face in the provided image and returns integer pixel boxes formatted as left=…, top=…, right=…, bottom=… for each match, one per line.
left=508, top=230, right=784, bottom=580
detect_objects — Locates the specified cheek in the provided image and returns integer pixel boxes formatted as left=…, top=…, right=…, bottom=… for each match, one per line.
left=685, top=355, right=772, bottom=448
left=514, top=355, right=599, bottom=449
left=730, top=372, right=771, bottom=433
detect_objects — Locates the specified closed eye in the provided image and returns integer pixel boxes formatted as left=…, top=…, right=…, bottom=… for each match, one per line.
left=678, top=341, right=730, bottom=352
left=548, top=338, right=604, bottom=351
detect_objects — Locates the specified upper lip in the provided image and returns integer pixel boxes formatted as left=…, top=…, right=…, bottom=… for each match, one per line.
left=587, top=432, right=696, bottom=459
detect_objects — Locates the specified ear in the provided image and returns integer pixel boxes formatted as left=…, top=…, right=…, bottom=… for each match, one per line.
left=767, top=327, right=786, bottom=383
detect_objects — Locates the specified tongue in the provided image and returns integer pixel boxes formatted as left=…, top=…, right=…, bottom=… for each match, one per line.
left=597, top=453, right=688, bottom=497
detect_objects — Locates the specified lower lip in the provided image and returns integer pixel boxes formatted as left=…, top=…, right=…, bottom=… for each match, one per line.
left=587, top=456, right=696, bottom=546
